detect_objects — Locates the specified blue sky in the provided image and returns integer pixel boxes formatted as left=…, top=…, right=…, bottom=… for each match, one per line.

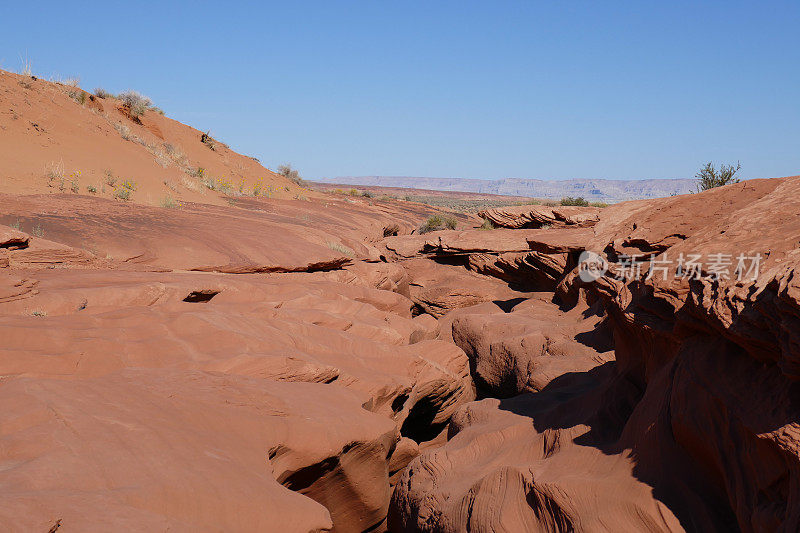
left=1, top=1, right=798, bottom=180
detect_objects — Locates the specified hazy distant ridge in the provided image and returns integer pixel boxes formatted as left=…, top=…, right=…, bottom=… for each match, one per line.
left=318, top=176, right=696, bottom=202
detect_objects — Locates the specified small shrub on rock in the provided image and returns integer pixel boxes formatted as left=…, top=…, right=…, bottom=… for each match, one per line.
left=696, top=161, right=741, bottom=191
left=418, top=215, right=458, bottom=234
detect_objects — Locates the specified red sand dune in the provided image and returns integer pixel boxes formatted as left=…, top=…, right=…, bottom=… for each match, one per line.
left=0, top=69, right=305, bottom=205
left=2, top=67, right=800, bottom=532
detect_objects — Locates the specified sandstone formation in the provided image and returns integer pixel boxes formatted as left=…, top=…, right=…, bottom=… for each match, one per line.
left=479, top=204, right=601, bottom=229
left=3, top=66, right=800, bottom=533
left=390, top=176, right=800, bottom=532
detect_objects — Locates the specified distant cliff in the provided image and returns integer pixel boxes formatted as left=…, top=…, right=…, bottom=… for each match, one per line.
left=316, top=176, right=697, bottom=202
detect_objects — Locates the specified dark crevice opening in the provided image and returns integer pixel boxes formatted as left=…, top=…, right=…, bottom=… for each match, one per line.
left=183, top=290, right=220, bottom=303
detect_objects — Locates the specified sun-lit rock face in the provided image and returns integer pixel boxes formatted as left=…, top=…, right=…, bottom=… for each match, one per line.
left=3, top=66, right=800, bottom=533
left=390, top=176, right=800, bottom=533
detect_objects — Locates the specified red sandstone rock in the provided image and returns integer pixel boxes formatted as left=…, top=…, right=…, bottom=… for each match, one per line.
left=479, top=204, right=601, bottom=229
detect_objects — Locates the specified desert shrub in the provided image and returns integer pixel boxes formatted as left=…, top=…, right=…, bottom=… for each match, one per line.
left=70, top=181, right=79, bottom=193
left=361, top=190, right=373, bottom=198
left=68, top=90, right=87, bottom=105
left=696, top=161, right=741, bottom=191
left=560, top=196, right=589, bottom=207
left=115, top=188, right=131, bottom=201
left=94, top=88, right=114, bottom=99
left=114, top=122, right=131, bottom=140
left=186, top=166, right=205, bottom=179
left=104, top=169, right=116, bottom=186
left=479, top=218, right=495, bottom=230
left=31, top=310, right=46, bottom=317
left=9, top=219, right=21, bottom=230
left=121, top=179, right=137, bottom=191
left=202, top=176, right=217, bottom=190
left=349, top=189, right=360, bottom=196
left=589, top=201, right=609, bottom=208
left=160, top=195, right=179, bottom=208
left=201, top=131, right=216, bottom=150
left=277, top=164, right=307, bottom=187
left=32, top=224, right=44, bottom=237
left=87, top=185, right=97, bottom=193
left=45, top=161, right=64, bottom=183
left=418, top=215, right=458, bottom=234
left=118, top=90, right=152, bottom=118
left=19, top=55, right=33, bottom=77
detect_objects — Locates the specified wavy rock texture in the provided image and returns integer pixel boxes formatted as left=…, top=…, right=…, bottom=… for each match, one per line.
left=0, top=193, right=477, bottom=532
left=3, top=66, right=800, bottom=531
left=479, top=205, right=601, bottom=229
left=391, top=176, right=800, bottom=533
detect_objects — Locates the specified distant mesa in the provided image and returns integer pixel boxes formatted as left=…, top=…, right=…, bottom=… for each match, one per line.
left=315, top=175, right=696, bottom=202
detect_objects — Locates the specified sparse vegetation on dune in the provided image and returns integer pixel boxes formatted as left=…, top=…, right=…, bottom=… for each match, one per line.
left=68, top=90, right=87, bottom=105
left=114, top=122, right=132, bottom=140
left=118, top=90, right=153, bottom=118
left=201, top=131, right=217, bottom=151
left=278, top=164, right=307, bottom=187
left=19, top=54, right=33, bottom=77
left=160, top=195, right=180, bottom=208
left=94, top=88, right=114, bottom=99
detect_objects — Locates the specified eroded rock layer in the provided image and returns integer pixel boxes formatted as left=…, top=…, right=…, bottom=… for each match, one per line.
left=3, top=115, right=800, bottom=532
left=390, top=176, right=800, bottom=533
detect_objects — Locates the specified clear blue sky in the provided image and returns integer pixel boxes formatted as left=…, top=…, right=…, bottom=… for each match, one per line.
left=2, top=1, right=798, bottom=180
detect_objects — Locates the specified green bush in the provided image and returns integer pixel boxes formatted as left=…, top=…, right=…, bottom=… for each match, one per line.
left=418, top=215, right=458, bottom=234
left=696, top=161, right=741, bottom=191
left=560, top=196, right=589, bottom=207
left=69, top=90, right=87, bottom=105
